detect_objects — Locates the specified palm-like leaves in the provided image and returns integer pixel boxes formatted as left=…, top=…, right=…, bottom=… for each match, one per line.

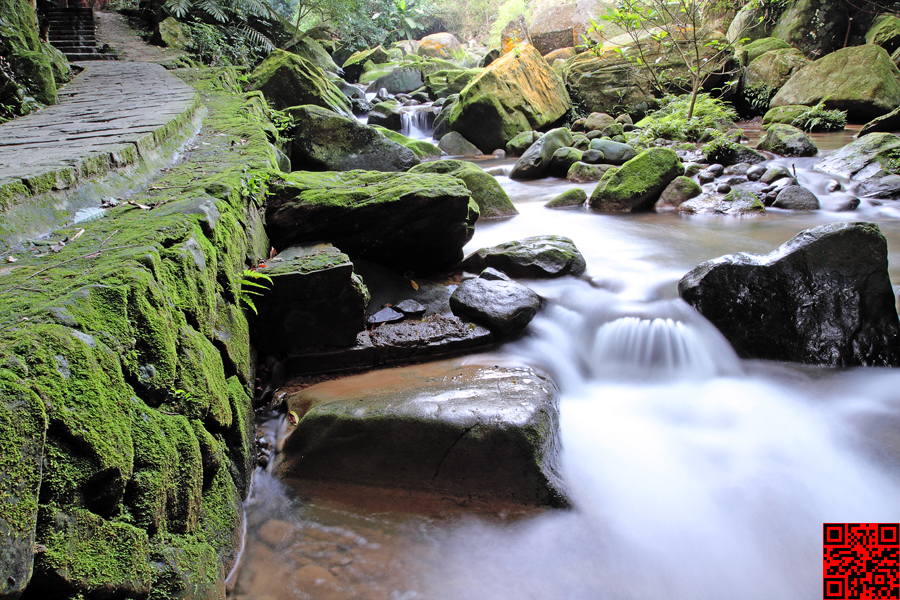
left=164, top=0, right=277, bottom=23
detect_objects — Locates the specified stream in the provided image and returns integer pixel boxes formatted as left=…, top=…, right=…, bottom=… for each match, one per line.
left=231, top=129, right=900, bottom=600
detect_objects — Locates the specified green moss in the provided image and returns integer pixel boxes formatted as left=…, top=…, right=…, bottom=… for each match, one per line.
left=223, top=376, right=255, bottom=497
left=372, top=126, right=441, bottom=159
left=408, top=159, right=516, bottom=218
left=0, top=180, right=30, bottom=210
left=589, top=148, right=683, bottom=211
left=34, top=506, right=152, bottom=597
left=149, top=533, right=224, bottom=600
left=246, top=49, right=352, bottom=115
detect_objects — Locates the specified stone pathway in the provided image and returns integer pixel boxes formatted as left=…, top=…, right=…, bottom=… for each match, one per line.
left=0, top=61, right=197, bottom=187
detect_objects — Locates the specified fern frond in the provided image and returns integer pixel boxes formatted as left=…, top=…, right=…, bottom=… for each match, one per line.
left=236, top=24, right=275, bottom=52
left=195, top=0, right=229, bottom=21
left=164, top=0, right=193, bottom=18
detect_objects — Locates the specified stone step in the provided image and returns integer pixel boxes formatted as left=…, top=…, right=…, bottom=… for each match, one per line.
left=64, top=52, right=116, bottom=61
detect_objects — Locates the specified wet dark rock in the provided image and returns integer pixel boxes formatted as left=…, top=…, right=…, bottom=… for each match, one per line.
left=713, top=144, right=767, bottom=165
left=825, top=179, right=841, bottom=193
left=450, top=278, right=541, bottom=338
left=461, top=235, right=587, bottom=279
left=677, top=190, right=767, bottom=217
left=510, top=128, right=575, bottom=180
left=679, top=221, right=900, bottom=366
left=567, top=162, right=611, bottom=182
left=772, top=185, right=820, bottom=210
left=835, top=197, right=861, bottom=211
left=253, top=245, right=369, bottom=354
left=814, top=132, right=900, bottom=198
left=706, top=164, right=725, bottom=176
left=367, top=307, right=405, bottom=325
left=581, top=149, right=604, bottom=164
left=480, top=267, right=512, bottom=281
left=506, top=131, right=542, bottom=157
left=746, top=164, right=767, bottom=181
left=698, top=169, right=716, bottom=184
left=395, top=299, right=426, bottom=317
left=858, top=174, right=900, bottom=198
left=279, top=360, right=566, bottom=506
left=716, top=183, right=732, bottom=194
left=366, top=100, right=403, bottom=131
left=760, top=165, right=792, bottom=184
left=724, top=163, right=751, bottom=176
left=369, top=314, right=494, bottom=362
left=267, top=170, right=478, bottom=275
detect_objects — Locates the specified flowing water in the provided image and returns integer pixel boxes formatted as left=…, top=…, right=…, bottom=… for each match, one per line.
left=232, top=139, right=900, bottom=600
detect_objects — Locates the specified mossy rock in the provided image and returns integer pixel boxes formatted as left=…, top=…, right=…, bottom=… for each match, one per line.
left=740, top=37, right=791, bottom=65
left=409, top=159, right=517, bottom=218
left=656, top=175, right=702, bottom=208
left=567, top=161, right=612, bottom=182
left=285, top=104, right=421, bottom=172
left=510, top=127, right=574, bottom=180
left=770, top=45, right=900, bottom=122
left=589, top=147, right=683, bottom=211
left=267, top=169, right=478, bottom=274
left=342, top=46, right=391, bottom=83
left=0, top=370, right=47, bottom=599
left=438, top=131, right=483, bottom=156
left=158, top=17, right=191, bottom=50
left=247, top=49, right=352, bottom=115
left=31, top=506, right=152, bottom=598
left=745, top=47, right=810, bottom=92
left=448, top=44, right=571, bottom=153
left=771, top=0, right=846, bottom=58
left=545, top=187, right=587, bottom=208
left=0, top=0, right=62, bottom=112
left=288, top=36, right=341, bottom=75
left=424, top=68, right=482, bottom=98
left=364, top=65, right=424, bottom=94
left=373, top=126, right=441, bottom=160
left=756, top=123, right=818, bottom=156
left=762, top=104, right=810, bottom=127
left=548, top=147, right=583, bottom=178
left=368, top=100, right=403, bottom=130
left=505, top=131, right=541, bottom=157
left=416, top=32, right=463, bottom=59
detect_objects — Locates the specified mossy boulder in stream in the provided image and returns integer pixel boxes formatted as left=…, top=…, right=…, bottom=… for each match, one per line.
left=679, top=221, right=900, bottom=366
left=409, top=159, right=517, bottom=218
left=448, top=44, right=570, bottom=153
left=247, top=49, right=353, bottom=115
left=285, top=105, right=421, bottom=172
left=279, top=360, right=568, bottom=506
left=373, top=126, right=441, bottom=160
left=589, top=148, right=683, bottom=211
left=757, top=123, right=818, bottom=157
left=342, top=45, right=391, bottom=83
left=267, top=169, right=478, bottom=274
left=770, top=45, right=900, bottom=122
left=510, top=127, right=574, bottom=180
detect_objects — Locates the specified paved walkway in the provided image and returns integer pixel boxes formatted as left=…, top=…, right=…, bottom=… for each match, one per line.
left=0, top=61, right=197, bottom=187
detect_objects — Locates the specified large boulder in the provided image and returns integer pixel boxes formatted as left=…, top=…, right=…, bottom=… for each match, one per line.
left=266, top=170, right=478, bottom=274
left=409, top=159, right=518, bottom=218
left=438, top=131, right=483, bottom=156
left=588, top=138, right=636, bottom=164
left=770, top=45, right=900, bottom=122
left=726, top=3, right=776, bottom=45
left=589, top=148, right=683, bottom=211
left=678, top=222, right=900, bottom=367
left=529, top=4, right=577, bottom=55
left=0, top=0, right=60, bottom=111
left=744, top=47, right=810, bottom=92
left=509, top=127, right=574, bottom=180
left=448, top=44, right=571, bottom=153
left=814, top=132, right=900, bottom=198
left=562, top=50, right=654, bottom=116
left=425, top=68, right=482, bottom=98
left=416, top=32, right=463, bottom=59
left=771, top=0, right=847, bottom=58
left=288, top=37, right=341, bottom=75
left=367, top=99, right=403, bottom=130
left=247, top=49, right=353, bottom=115
left=450, top=278, right=541, bottom=338
left=756, top=123, right=818, bottom=156
left=279, top=360, right=567, bottom=506
left=252, top=245, right=369, bottom=355
left=285, top=105, right=420, bottom=172
left=460, top=235, right=586, bottom=278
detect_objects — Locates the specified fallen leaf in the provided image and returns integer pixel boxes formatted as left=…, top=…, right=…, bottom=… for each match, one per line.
left=288, top=411, right=300, bottom=426
left=410, top=280, right=419, bottom=291
left=71, top=228, right=85, bottom=241
left=269, top=247, right=277, bottom=259
left=6, top=256, right=17, bottom=263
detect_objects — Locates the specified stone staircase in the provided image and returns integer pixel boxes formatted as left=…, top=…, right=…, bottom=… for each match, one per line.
left=47, top=7, right=117, bottom=61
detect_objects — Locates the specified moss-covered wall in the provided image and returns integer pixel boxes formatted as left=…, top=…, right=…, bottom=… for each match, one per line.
left=0, top=67, right=277, bottom=600
left=0, top=0, right=67, bottom=117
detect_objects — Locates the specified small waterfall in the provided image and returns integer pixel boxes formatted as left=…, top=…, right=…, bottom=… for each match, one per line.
left=400, top=106, right=434, bottom=140
left=508, top=283, right=742, bottom=389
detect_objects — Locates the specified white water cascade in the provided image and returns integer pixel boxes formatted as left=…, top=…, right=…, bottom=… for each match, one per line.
left=399, top=105, right=434, bottom=139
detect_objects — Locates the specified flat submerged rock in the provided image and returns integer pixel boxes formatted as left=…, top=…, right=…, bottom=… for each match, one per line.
left=279, top=359, right=567, bottom=506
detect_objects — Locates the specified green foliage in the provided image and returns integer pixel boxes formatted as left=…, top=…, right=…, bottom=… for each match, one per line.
left=790, top=100, right=846, bottom=132
left=185, top=19, right=273, bottom=65
left=236, top=269, right=272, bottom=314
left=700, top=132, right=738, bottom=162
left=742, top=83, right=776, bottom=113
left=371, top=0, right=429, bottom=42
left=639, top=93, right=737, bottom=142
left=575, top=17, right=607, bottom=56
